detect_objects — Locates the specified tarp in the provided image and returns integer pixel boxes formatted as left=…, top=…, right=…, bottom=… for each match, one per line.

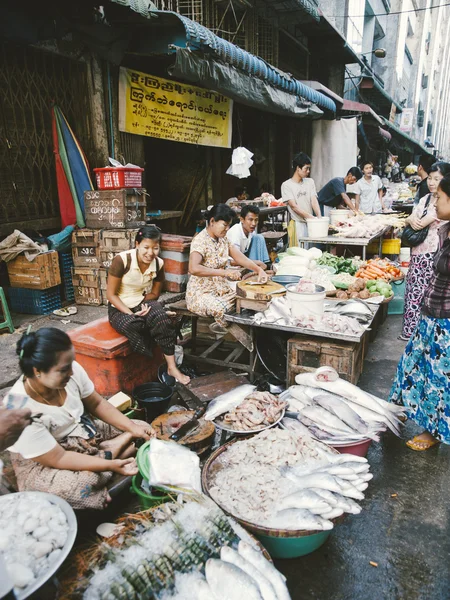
left=311, top=118, right=358, bottom=191
left=169, top=49, right=324, bottom=119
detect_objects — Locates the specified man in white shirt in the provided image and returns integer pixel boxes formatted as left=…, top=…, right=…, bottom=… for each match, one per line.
left=281, top=152, right=321, bottom=241
left=354, top=161, right=384, bottom=213
left=227, top=205, right=269, bottom=269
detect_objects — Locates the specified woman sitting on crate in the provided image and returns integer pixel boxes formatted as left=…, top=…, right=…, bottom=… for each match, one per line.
left=187, top=204, right=268, bottom=335
left=4, top=327, right=154, bottom=510
left=106, top=225, right=189, bottom=385
left=399, top=161, right=450, bottom=341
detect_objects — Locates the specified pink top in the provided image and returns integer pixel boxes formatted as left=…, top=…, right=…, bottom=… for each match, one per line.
left=412, top=194, right=443, bottom=255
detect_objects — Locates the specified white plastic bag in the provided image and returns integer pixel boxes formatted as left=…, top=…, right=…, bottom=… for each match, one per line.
left=148, top=439, right=201, bottom=493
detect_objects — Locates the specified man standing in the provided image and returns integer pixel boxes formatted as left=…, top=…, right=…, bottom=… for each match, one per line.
left=414, top=154, right=434, bottom=205
left=318, top=167, right=363, bottom=217
left=227, top=204, right=269, bottom=269
left=354, top=161, right=384, bottom=213
left=281, top=153, right=321, bottom=241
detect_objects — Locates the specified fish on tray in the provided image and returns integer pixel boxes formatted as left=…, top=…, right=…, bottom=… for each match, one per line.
left=221, top=392, right=288, bottom=431
left=204, top=385, right=256, bottom=421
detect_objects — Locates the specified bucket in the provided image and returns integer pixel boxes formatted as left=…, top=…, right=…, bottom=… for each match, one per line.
left=130, top=474, right=171, bottom=510
left=306, top=217, right=330, bottom=239
left=255, top=530, right=332, bottom=559
left=132, top=382, right=173, bottom=423
left=286, top=284, right=326, bottom=318
left=331, top=438, right=372, bottom=457
left=329, top=209, right=352, bottom=226
left=382, top=239, right=401, bottom=255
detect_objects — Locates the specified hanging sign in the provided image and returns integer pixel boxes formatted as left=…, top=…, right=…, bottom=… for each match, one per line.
left=118, top=67, right=233, bottom=148
left=399, top=107, right=414, bottom=132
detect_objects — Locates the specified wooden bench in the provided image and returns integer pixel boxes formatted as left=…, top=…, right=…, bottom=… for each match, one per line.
left=168, top=300, right=256, bottom=376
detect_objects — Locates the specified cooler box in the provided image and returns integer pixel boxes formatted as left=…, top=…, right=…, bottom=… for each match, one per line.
left=68, top=317, right=163, bottom=397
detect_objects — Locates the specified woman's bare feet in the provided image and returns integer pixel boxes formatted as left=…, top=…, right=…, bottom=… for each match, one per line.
left=406, top=431, right=440, bottom=451
left=167, top=365, right=190, bottom=385
left=100, top=432, right=133, bottom=459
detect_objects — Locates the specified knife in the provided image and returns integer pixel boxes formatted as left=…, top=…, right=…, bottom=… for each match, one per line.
left=170, top=405, right=206, bottom=441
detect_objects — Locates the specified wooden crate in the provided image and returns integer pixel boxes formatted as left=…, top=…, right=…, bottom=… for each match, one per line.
left=84, top=189, right=147, bottom=229
left=99, top=268, right=108, bottom=305
left=99, top=229, right=137, bottom=268
left=72, top=267, right=102, bottom=306
left=7, top=251, right=61, bottom=290
left=72, top=229, right=101, bottom=267
left=287, top=334, right=365, bottom=386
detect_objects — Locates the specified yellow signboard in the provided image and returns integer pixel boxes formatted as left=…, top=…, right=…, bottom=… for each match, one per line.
left=118, top=67, right=233, bottom=148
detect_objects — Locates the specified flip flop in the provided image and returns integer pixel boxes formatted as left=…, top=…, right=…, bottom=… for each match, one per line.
left=406, top=436, right=440, bottom=451
left=53, top=306, right=78, bottom=317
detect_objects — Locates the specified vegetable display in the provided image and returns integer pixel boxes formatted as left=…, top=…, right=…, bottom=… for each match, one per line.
left=316, top=253, right=362, bottom=275
left=355, top=259, right=402, bottom=281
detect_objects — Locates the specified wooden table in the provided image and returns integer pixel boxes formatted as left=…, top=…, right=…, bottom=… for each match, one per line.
left=297, top=227, right=392, bottom=260
left=146, top=211, right=183, bottom=233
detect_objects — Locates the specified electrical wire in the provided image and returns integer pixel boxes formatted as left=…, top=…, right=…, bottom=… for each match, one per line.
left=325, top=1, right=450, bottom=19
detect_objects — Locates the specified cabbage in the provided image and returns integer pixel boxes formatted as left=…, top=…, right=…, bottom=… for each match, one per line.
left=286, top=247, right=310, bottom=257
left=307, top=247, right=322, bottom=259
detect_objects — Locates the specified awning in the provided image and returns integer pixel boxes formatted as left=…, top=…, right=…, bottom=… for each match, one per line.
left=360, top=76, right=403, bottom=115
left=380, top=116, right=433, bottom=156
left=300, top=81, right=344, bottom=108
left=339, top=99, right=383, bottom=125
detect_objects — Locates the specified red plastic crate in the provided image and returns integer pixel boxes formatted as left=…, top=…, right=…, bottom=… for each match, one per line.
left=94, top=167, right=144, bottom=190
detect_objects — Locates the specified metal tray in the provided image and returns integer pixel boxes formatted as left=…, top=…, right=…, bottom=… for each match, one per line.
left=0, top=491, right=77, bottom=599
left=214, top=408, right=285, bottom=434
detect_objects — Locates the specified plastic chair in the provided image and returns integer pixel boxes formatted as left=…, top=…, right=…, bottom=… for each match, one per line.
left=0, top=287, right=14, bottom=333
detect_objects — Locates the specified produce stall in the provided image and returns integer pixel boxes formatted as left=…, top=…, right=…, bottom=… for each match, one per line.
left=297, top=228, right=390, bottom=261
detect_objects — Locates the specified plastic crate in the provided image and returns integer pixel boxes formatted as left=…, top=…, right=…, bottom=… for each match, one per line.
left=7, top=286, right=62, bottom=315
left=93, top=167, right=143, bottom=190
left=59, top=252, right=75, bottom=302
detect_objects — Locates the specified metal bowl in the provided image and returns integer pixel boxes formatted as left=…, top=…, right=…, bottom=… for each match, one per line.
left=271, top=275, right=301, bottom=287
left=213, top=408, right=285, bottom=435
left=0, top=492, right=77, bottom=599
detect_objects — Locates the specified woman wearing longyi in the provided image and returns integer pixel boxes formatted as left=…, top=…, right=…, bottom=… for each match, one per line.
left=107, top=225, right=189, bottom=384
left=187, top=204, right=268, bottom=335
left=4, top=327, right=155, bottom=509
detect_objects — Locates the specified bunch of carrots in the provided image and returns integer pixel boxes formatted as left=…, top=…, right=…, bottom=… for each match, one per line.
left=356, top=259, right=402, bottom=281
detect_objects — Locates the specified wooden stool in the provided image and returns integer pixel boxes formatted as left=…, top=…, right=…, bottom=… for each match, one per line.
left=0, top=287, right=14, bottom=334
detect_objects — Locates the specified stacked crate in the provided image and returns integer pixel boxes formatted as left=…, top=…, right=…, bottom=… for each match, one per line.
left=6, top=251, right=62, bottom=314
left=160, top=234, right=192, bottom=293
left=71, top=189, right=146, bottom=306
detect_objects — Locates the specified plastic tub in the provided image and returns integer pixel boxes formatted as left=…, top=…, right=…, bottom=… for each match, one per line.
left=329, top=209, right=352, bottom=225
left=130, top=474, right=171, bottom=510
left=132, top=382, right=173, bottom=423
left=331, top=438, right=372, bottom=457
left=306, top=217, right=330, bottom=239
left=286, top=284, right=326, bottom=318
left=255, top=529, right=333, bottom=559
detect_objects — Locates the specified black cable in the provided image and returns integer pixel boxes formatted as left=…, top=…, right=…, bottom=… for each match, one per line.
left=325, top=1, right=450, bottom=19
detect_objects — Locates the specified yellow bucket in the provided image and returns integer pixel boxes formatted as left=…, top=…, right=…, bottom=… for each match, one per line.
left=367, top=239, right=401, bottom=255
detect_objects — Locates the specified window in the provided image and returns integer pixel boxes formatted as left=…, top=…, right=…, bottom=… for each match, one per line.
left=346, top=0, right=365, bottom=54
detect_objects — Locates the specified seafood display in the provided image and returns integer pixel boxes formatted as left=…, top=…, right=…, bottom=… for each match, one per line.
left=204, top=385, right=257, bottom=421
left=63, top=497, right=291, bottom=600
left=207, top=429, right=371, bottom=531
left=284, top=367, right=405, bottom=442
left=218, top=392, right=288, bottom=432
left=0, top=492, right=73, bottom=596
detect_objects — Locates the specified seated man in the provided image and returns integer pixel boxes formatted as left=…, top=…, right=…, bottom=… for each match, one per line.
left=227, top=204, right=269, bottom=269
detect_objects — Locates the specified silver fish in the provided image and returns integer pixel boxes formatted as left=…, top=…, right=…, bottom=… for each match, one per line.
left=311, top=489, right=362, bottom=514
left=300, top=405, right=356, bottom=435
left=238, top=542, right=291, bottom=600
left=204, top=385, right=256, bottom=421
left=321, top=506, right=344, bottom=520
left=278, top=489, right=332, bottom=514
left=313, top=394, right=371, bottom=436
left=220, top=546, right=278, bottom=600
left=281, top=418, right=313, bottom=438
left=269, top=508, right=334, bottom=531
left=205, top=559, right=263, bottom=600
left=192, top=579, right=215, bottom=600
left=284, top=470, right=345, bottom=494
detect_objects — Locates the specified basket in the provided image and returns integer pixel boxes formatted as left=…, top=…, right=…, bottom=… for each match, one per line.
left=94, top=167, right=144, bottom=190
left=6, top=286, right=61, bottom=315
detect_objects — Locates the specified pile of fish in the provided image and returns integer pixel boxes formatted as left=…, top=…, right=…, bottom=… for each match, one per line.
left=208, top=429, right=371, bottom=531
left=324, top=299, right=374, bottom=325
left=221, top=392, right=287, bottom=432
left=281, top=366, right=405, bottom=444
left=253, top=297, right=365, bottom=335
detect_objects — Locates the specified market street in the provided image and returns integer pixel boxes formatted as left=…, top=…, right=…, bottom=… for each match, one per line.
left=277, top=314, right=450, bottom=600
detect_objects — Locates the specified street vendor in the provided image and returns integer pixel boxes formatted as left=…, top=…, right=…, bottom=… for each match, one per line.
left=227, top=204, right=270, bottom=269
left=4, top=327, right=154, bottom=510
left=107, top=225, right=189, bottom=385
left=354, top=161, right=384, bottom=214
left=281, top=152, right=322, bottom=242
left=187, top=204, right=268, bottom=335
left=318, top=167, right=362, bottom=217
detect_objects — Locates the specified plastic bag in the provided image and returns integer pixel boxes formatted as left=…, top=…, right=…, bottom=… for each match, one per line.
left=148, top=438, right=201, bottom=493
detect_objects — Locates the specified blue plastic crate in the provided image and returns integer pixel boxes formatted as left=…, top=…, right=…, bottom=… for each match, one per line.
left=7, top=286, right=62, bottom=315
left=59, top=252, right=75, bottom=302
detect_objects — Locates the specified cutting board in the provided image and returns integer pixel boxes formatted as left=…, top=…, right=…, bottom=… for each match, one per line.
left=151, top=411, right=215, bottom=455
left=236, top=280, right=286, bottom=300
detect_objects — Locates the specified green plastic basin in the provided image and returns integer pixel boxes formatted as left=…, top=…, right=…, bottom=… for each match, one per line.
left=255, top=529, right=332, bottom=559
left=130, top=474, right=171, bottom=510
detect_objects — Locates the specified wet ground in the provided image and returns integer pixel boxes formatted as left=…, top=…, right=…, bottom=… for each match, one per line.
left=2, top=310, right=449, bottom=599
left=277, top=315, right=450, bottom=600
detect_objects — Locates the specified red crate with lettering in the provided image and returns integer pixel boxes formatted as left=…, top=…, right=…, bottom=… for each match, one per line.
left=94, top=167, right=144, bottom=190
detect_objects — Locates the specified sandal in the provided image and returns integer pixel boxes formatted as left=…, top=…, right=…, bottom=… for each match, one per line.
left=53, top=306, right=77, bottom=317
left=406, top=435, right=440, bottom=451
